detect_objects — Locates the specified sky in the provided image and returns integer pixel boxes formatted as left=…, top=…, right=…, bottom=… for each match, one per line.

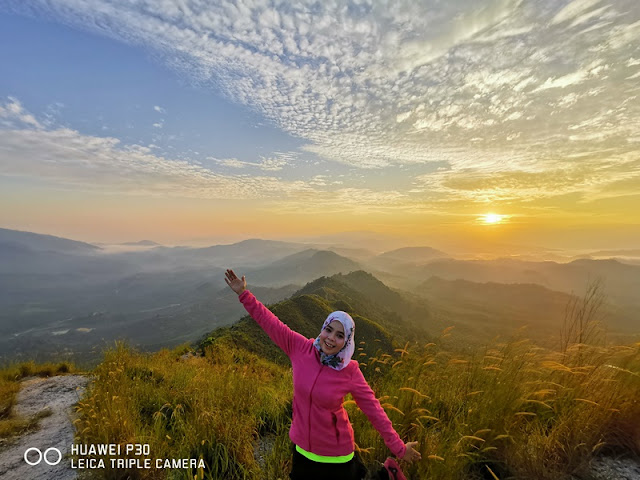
left=1, top=0, right=639, bottom=251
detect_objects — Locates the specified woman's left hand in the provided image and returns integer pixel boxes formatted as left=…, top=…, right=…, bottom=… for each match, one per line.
left=402, top=441, right=422, bottom=463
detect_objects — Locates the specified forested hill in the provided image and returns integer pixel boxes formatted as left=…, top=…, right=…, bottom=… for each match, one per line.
left=313, top=271, right=434, bottom=333
left=199, top=271, right=431, bottom=365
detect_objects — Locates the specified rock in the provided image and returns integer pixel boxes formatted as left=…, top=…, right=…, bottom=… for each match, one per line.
left=253, top=434, right=276, bottom=471
left=588, top=456, right=640, bottom=480
left=0, top=375, right=90, bottom=480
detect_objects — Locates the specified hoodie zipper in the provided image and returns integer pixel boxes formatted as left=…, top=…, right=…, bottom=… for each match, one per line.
left=307, top=365, right=322, bottom=452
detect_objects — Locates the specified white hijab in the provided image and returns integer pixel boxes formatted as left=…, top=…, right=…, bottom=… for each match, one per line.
left=313, top=311, right=355, bottom=371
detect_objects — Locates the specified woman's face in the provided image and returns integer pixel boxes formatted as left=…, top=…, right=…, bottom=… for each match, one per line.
left=319, top=320, right=346, bottom=355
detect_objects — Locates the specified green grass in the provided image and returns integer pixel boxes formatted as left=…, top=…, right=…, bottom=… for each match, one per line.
left=199, top=292, right=398, bottom=367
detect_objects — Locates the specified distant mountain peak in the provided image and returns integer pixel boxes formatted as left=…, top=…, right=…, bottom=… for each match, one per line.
left=0, top=228, right=99, bottom=254
left=310, top=249, right=342, bottom=259
left=378, top=246, right=448, bottom=259
left=569, top=257, right=623, bottom=266
left=269, top=248, right=348, bottom=266
left=234, top=238, right=299, bottom=247
left=120, top=240, right=160, bottom=246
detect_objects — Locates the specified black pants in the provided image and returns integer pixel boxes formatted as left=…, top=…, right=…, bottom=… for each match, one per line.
left=289, top=448, right=368, bottom=480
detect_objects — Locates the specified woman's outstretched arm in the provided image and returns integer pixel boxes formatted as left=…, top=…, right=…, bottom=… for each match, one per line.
left=350, top=367, right=422, bottom=463
left=225, top=269, right=307, bottom=357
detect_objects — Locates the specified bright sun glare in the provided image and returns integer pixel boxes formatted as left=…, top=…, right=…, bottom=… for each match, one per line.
left=481, top=213, right=505, bottom=224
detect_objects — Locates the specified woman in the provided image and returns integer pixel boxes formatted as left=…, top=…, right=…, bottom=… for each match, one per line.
left=225, top=269, right=421, bottom=480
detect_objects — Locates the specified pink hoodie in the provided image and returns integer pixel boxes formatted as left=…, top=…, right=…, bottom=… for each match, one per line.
left=239, top=290, right=407, bottom=458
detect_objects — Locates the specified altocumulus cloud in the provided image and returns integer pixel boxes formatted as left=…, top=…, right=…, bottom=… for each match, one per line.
left=0, top=98, right=314, bottom=200
left=0, top=97, right=410, bottom=214
left=2, top=0, right=640, bottom=208
left=210, top=152, right=297, bottom=172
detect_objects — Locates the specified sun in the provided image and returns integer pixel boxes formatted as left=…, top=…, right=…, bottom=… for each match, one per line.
left=481, top=213, right=505, bottom=224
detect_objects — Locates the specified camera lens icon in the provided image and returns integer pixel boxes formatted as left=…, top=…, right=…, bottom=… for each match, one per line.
left=24, top=447, right=62, bottom=466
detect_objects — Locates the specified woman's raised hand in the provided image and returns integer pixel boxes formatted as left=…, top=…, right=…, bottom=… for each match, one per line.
left=225, top=269, right=246, bottom=295
left=402, top=441, right=422, bottom=463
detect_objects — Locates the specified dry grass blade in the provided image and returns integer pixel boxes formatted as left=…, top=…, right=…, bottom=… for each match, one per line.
left=441, top=326, right=455, bottom=336
left=484, top=355, right=503, bottom=362
left=395, top=342, right=411, bottom=357
left=523, top=399, right=553, bottom=409
left=486, top=465, right=500, bottom=480
left=531, top=389, right=556, bottom=398
left=541, top=361, right=573, bottom=372
left=467, top=390, right=484, bottom=396
left=399, top=387, right=427, bottom=398
left=381, top=404, right=404, bottom=416
left=604, top=365, right=640, bottom=377
left=419, top=415, right=440, bottom=422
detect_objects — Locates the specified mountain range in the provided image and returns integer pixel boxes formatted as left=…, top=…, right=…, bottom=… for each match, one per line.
left=1, top=228, right=638, bottom=362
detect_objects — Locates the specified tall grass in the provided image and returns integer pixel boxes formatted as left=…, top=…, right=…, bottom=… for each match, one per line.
left=349, top=332, right=640, bottom=480
left=75, top=334, right=639, bottom=479
left=75, top=341, right=292, bottom=479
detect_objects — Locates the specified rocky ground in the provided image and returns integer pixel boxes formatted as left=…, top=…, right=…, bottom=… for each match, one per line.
left=587, top=456, right=640, bottom=480
left=253, top=434, right=276, bottom=472
left=0, top=374, right=89, bottom=480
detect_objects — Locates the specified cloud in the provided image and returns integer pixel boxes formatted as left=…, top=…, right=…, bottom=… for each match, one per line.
left=210, top=151, right=296, bottom=171
left=257, top=152, right=296, bottom=171
left=534, top=70, right=589, bottom=91
left=412, top=148, right=640, bottom=207
left=0, top=97, right=43, bottom=129
left=2, top=0, right=639, bottom=215
left=607, top=19, right=640, bottom=49
left=1, top=96, right=637, bottom=220
left=0, top=122, right=413, bottom=215
left=153, top=105, right=166, bottom=113
left=568, top=5, right=611, bottom=28
left=0, top=98, right=313, bottom=201
left=551, top=0, right=603, bottom=25
left=6, top=0, right=632, bottom=170
left=214, top=158, right=247, bottom=169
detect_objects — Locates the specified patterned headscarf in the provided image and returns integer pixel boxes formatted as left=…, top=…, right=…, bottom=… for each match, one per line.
left=313, top=311, right=355, bottom=371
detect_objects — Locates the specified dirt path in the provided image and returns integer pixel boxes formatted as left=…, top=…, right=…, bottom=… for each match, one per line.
left=588, top=456, right=640, bottom=480
left=0, top=375, right=89, bottom=480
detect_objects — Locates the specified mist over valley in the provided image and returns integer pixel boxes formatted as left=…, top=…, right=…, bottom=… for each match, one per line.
left=1, top=228, right=638, bottom=364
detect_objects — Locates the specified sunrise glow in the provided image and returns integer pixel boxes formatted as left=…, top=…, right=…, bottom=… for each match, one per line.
left=481, top=214, right=505, bottom=224
left=1, top=2, right=639, bottom=250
